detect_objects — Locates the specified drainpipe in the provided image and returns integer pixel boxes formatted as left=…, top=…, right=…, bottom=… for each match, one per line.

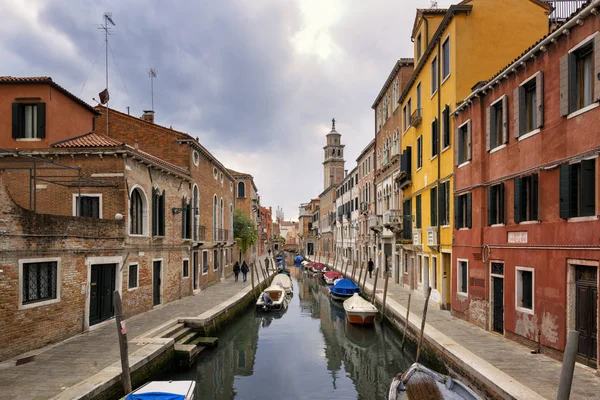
left=437, top=38, right=442, bottom=292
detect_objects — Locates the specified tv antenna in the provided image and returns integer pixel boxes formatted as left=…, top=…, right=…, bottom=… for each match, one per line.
left=430, top=0, right=438, bottom=8
left=149, top=68, right=157, bottom=111
left=98, top=12, right=115, bottom=136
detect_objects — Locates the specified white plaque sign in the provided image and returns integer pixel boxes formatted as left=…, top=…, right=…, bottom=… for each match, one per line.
left=508, top=231, right=528, bottom=243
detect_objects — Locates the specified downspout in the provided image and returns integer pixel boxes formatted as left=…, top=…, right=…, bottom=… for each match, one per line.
left=437, top=38, right=442, bottom=276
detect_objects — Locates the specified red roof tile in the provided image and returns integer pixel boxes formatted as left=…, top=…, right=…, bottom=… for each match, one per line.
left=126, top=145, right=190, bottom=176
left=51, top=132, right=123, bottom=148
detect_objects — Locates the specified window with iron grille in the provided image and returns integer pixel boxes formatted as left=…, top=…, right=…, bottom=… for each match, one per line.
left=182, top=259, right=189, bottom=278
left=128, top=264, right=138, bottom=289
left=22, top=261, right=57, bottom=304
left=74, top=195, right=100, bottom=218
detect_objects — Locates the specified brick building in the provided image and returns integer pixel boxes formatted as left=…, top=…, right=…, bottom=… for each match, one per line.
left=228, top=169, right=260, bottom=263
left=356, top=139, right=375, bottom=268
left=453, top=2, right=600, bottom=370
left=95, top=108, right=236, bottom=288
left=335, top=166, right=358, bottom=264
left=258, top=206, right=272, bottom=256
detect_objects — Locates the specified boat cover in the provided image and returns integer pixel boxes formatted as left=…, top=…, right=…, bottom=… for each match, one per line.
left=126, top=393, right=184, bottom=400
left=331, top=279, right=360, bottom=295
left=323, top=271, right=342, bottom=280
left=294, top=255, right=303, bottom=263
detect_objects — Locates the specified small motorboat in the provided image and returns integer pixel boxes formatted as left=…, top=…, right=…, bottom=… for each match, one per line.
left=294, top=255, right=304, bottom=264
left=323, top=271, right=342, bottom=285
left=272, top=273, right=293, bottom=296
left=126, top=380, right=195, bottom=400
left=388, top=363, right=482, bottom=400
left=343, top=293, right=378, bottom=325
left=256, top=285, right=288, bottom=311
left=330, top=279, right=360, bottom=301
left=309, top=263, right=327, bottom=273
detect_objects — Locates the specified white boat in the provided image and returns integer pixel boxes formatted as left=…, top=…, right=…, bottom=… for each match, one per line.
left=389, top=363, right=482, bottom=400
left=256, top=285, right=288, bottom=311
left=343, top=293, right=378, bottom=325
left=126, top=380, right=195, bottom=399
left=272, top=273, right=293, bottom=296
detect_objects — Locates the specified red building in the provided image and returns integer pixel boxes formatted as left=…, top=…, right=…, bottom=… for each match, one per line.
left=453, top=2, right=599, bottom=372
left=259, top=206, right=272, bottom=256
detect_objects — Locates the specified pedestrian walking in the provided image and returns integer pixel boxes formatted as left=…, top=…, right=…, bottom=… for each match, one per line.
left=233, top=261, right=240, bottom=282
left=368, top=258, right=374, bottom=279
left=241, top=261, right=249, bottom=282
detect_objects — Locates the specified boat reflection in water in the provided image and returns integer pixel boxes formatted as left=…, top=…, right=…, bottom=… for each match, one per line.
left=159, top=265, right=417, bottom=400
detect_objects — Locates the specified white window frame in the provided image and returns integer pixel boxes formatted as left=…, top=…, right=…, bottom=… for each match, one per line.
left=457, top=258, right=469, bottom=296
left=416, top=135, right=423, bottom=171
left=182, top=258, right=190, bottom=279
left=129, top=185, right=149, bottom=237
left=127, top=263, right=139, bottom=290
left=489, top=95, right=507, bottom=152
left=202, top=250, right=209, bottom=275
left=431, top=55, right=439, bottom=97
left=515, top=267, right=535, bottom=314
left=72, top=193, right=103, bottom=218
left=431, top=255, right=438, bottom=290
left=192, top=150, right=200, bottom=167
left=18, top=257, right=61, bottom=310
left=518, top=72, right=541, bottom=138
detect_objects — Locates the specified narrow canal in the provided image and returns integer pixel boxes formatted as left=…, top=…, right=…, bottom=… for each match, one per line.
left=160, top=267, right=418, bottom=399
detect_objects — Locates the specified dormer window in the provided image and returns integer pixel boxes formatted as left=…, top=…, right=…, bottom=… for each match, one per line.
left=12, top=103, right=46, bottom=139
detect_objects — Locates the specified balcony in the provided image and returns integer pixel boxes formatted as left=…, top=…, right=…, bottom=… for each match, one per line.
left=397, top=147, right=412, bottom=189
left=217, top=228, right=229, bottom=242
left=410, top=109, right=422, bottom=127
left=194, top=225, right=206, bottom=242
left=547, top=1, right=586, bottom=23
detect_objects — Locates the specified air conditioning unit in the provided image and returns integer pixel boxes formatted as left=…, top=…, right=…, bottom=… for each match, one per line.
left=427, top=226, right=438, bottom=247
left=413, top=229, right=422, bottom=246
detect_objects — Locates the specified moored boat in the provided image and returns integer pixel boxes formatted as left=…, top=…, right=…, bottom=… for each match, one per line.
left=126, top=380, right=195, bottom=400
left=388, top=363, right=482, bottom=400
left=322, top=271, right=342, bottom=285
left=272, top=273, right=293, bottom=296
left=330, top=279, right=360, bottom=301
left=309, top=262, right=327, bottom=273
left=256, top=285, right=288, bottom=311
left=343, top=293, right=378, bottom=325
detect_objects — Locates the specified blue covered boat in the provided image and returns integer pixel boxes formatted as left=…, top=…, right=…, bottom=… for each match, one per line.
left=330, top=279, right=360, bottom=301
left=126, top=380, right=195, bottom=400
left=294, top=255, right=303, bottom=267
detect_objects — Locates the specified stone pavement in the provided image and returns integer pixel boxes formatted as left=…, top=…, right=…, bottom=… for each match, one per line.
left=0, top=259, right=273, bottom=400
left=327, top=260, right=600, bottom=400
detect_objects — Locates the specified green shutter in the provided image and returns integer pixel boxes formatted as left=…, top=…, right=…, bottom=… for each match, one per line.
left=531, top=174, right=539, bottom=221
left=513, top=87, right=520, bottom=138
left=37, top=103, right=46, bottom=138
left=466, top=193, right=472, bottom=229
left=438, top=182, right=446, bottom=226
left=502, top=95, right=508, bottom=143
left=581, top=160, right=596, bottom=217
left=594, top=34, right=600, bottom=103
left=536, top=72, right=544, bottom=128
left=514, top=178, right=522, bottom=223
left=559, top=54, right=569, bottom=116
left=499, top=182, right=505, bottom=224
left=486, top=107, right=491, bottom=151
left=160, top=190, right=166, bottom=236
left=454, top=195, right=462, bottom=228
left=416, top=195, right=422, bottom=229
left=455, top=126, right=460, bottom=166
left=181, top=197, right=187, bottom=238
left=467, top=121, right=472, bottom=161
left=12, top=103, right=21, bottom=138
left=559, top=165, right=570, bottom=219
left=488, top=186, right=496, bottom=226
left=431, top=187, right=437, bottom=226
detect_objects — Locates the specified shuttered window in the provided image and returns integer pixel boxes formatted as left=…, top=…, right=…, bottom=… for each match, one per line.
left=430, top=186, right=438, bottom=227
left=431, top=56, right=438, bottom=95
left=130, top=188, right=145, bottom=235
left=560, top=35, right=600, bottom=116
left=442, top=37, right=450, bottom=80
left=455, top=120, right=471, bottom=165
left=457, top=260, right=468, bottom=295
left=12, top=103, right=46, bottom=139
left=487, top=96, right=507, bottom=151
left=576, top=45, right=594, bottom=110
left=442, top=105, right=450, bottom=149
left=514, top=174, right=539, bottom=223
left=75, top=195, right=100, bottom=218
left=416, top=194, right=422, bottom=229
left=213, top=249, right=219, bottom=271
left=487, top=183, right=505, bottom=226
left=152, top=189, right=166, bottom=237
left=515, top=72, right=544, bottom=138
left=517, top=269, right=534, bottom=312
left=438, top=181, right=450, bottom=226
left=182, top=259, right=189, bottom=278
left=403, top=199, right=412, bottom=240
left=559, top=160, right=596, bottom=219
left=454, top=193, right=472, bottom=229
left=181, top=197, right=192, bottom=239
left=431, top=118, right=439, bottom=158
left=202, top=251, right=209, bottom=274
left=416, top=136, right=423, bottom=169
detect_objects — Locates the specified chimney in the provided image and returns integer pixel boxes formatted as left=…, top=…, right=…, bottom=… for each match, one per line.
left=141, top=110, right=155, bottom=124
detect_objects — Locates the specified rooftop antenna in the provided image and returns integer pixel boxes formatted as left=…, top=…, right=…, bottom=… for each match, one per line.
left=149, top=68, right=157, bottom=111
left=99, top=12, right=115, bottom=136
left=430, top=0, right=438, bottom=8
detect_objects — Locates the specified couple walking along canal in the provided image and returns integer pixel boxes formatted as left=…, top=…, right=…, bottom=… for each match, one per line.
left=233, top=261, right=249, bottom=282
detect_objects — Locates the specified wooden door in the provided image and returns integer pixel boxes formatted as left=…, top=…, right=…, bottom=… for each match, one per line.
left=492, top=276, right=504, bottom=334
left=576, top=265, right=597, bottom=368
left=90, top=264, right=115, bottom=325
left=153, top=260, right=162, bottom=306
left=193, top=251, right=198, bottom=290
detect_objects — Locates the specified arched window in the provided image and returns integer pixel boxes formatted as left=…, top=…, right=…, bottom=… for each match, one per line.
left=213, top=195, right=218, bottom=241
left=230, top=203, right=233, bottom=236
left=237, top=182, right=246, bottom=198
left=220, top=197, right=224, bottom=234
left=151, top=187, right=165, bottom=237
left=337, top=149, right=341, bottom=157
left=193, top=185, right=199, bottom=240
left=130, top=187, right=146, bottom=235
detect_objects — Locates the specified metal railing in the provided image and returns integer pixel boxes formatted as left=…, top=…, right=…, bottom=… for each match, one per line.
left=546, top=1, right=586, bottom=22
left=218, top=228, right=229, bottom=241
left=410, top=108, right=422, bottom=127
left=195, top=225, right=206, bottom=241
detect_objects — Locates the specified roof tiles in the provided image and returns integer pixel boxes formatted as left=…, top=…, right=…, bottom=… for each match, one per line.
left=51, top=132, right=123, bottom=148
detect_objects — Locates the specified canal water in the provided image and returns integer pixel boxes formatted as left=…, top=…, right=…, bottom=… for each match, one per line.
left=160, top=267, right=418, bottom=400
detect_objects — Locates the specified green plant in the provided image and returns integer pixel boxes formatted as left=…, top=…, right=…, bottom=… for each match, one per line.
left=233, top=209, right=257, bottom=254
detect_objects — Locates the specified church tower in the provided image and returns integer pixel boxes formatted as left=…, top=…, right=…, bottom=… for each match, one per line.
left=323, top=118, right=345, bottom=190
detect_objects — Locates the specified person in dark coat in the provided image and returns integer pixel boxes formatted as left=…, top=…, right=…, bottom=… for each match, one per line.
left=233, top=262, right=240, bottom=281
left=241, top=261, right=249, bottom=282
left=368, top=258, right=374, bottom=278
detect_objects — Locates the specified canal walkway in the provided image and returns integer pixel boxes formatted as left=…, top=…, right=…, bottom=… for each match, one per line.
left=325, top=259, right=600, bottom=400
left=0, top=256, right=274, bottom=400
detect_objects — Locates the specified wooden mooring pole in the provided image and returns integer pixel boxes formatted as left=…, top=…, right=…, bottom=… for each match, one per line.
left=557, top=330, right=580, bottom=400
left=113, top=291, right=132, bottom=394
left=357, top=262, right=364, bottom=287
left=370, top=267, right=380, bottom=304
left=362, top=263, right=368, bottom=291
left=259, top=260, right=267, bottom=283
left=401, top=294, right=412, bottom=350
left=251, top=263, right=256, bottom=294
left=351, top=261, right=357, bottom=281
left=415, top=287, right=432, bottom=363
left=380, top=268, right=390, bottom=322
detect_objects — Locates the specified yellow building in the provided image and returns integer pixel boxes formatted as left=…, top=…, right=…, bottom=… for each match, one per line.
left=396, top=0, right=550, bottom=309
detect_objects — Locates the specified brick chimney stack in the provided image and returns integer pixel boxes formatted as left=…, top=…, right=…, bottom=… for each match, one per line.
left=141, top=110, right=155, bottom=124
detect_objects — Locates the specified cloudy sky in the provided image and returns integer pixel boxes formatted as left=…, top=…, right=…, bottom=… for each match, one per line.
left=1, top=0, right=455, bottom=221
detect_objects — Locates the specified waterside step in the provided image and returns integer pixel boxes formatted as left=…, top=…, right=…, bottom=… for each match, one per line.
left=188, top=336, right=218, bottom=347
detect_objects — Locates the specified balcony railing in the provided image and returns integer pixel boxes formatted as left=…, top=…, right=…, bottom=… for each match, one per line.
left=360, top=201, right=369, bottom=214
left=194, top=225, right=206, bottom=241
left=217, top=228, right=229, bottom=242
left=410, top=109, right=422, bottom=127
left=546, top=1, right=586, bottom=23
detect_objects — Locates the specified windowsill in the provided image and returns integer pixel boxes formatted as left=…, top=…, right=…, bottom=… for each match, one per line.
left=416, top=166, right=422, bottom=172
left=430, top=89, right=438, bottom=99
left=490, top=223, right=505, bottom=227
left=518, top=129, right=541, bottom=142
left=458, top=228, right=470, bottom=231
left=441, top=225, right=450, bottom=229
left=457, top=160, right=470, bottom=169
left=456, top=292, right=468, bottom=298
left=129, top=234, right=148, bottom=238
left=568, top=215, right=598, bottom=223
left=127, top=286, right=138, bottom=291
left=402, top=128, right=409, bottom=136
left=15, top=138, right=42, bottom=142
left=441, top=145, right=450, bottom=154
left=430, top=154, right=438, bottom=162
left=519, top=220, right=540, bottom=225
left=202, top=271, right=208, bottom=276
left=567, top=102, right=599, bottom=120
left=19, top=297, right=60, bottom=310
left=489, top=144, right=506, bottom=154
left=516, top=307, right=534, bottom=315
left=182, top=276, right=189, bottom=279
left=441, top=73, right=451, bottom=86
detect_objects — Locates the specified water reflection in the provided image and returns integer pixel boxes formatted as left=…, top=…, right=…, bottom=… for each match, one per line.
left=161, top=267, right=416, bottom=400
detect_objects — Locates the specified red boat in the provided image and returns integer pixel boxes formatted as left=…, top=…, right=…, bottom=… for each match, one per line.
left=322, top=271, right=342, bottom=285
left=309, top=263, right=326, bottom=273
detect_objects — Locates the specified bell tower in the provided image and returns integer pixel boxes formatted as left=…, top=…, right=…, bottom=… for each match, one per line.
left=323, top=118, right=345, bottom=190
